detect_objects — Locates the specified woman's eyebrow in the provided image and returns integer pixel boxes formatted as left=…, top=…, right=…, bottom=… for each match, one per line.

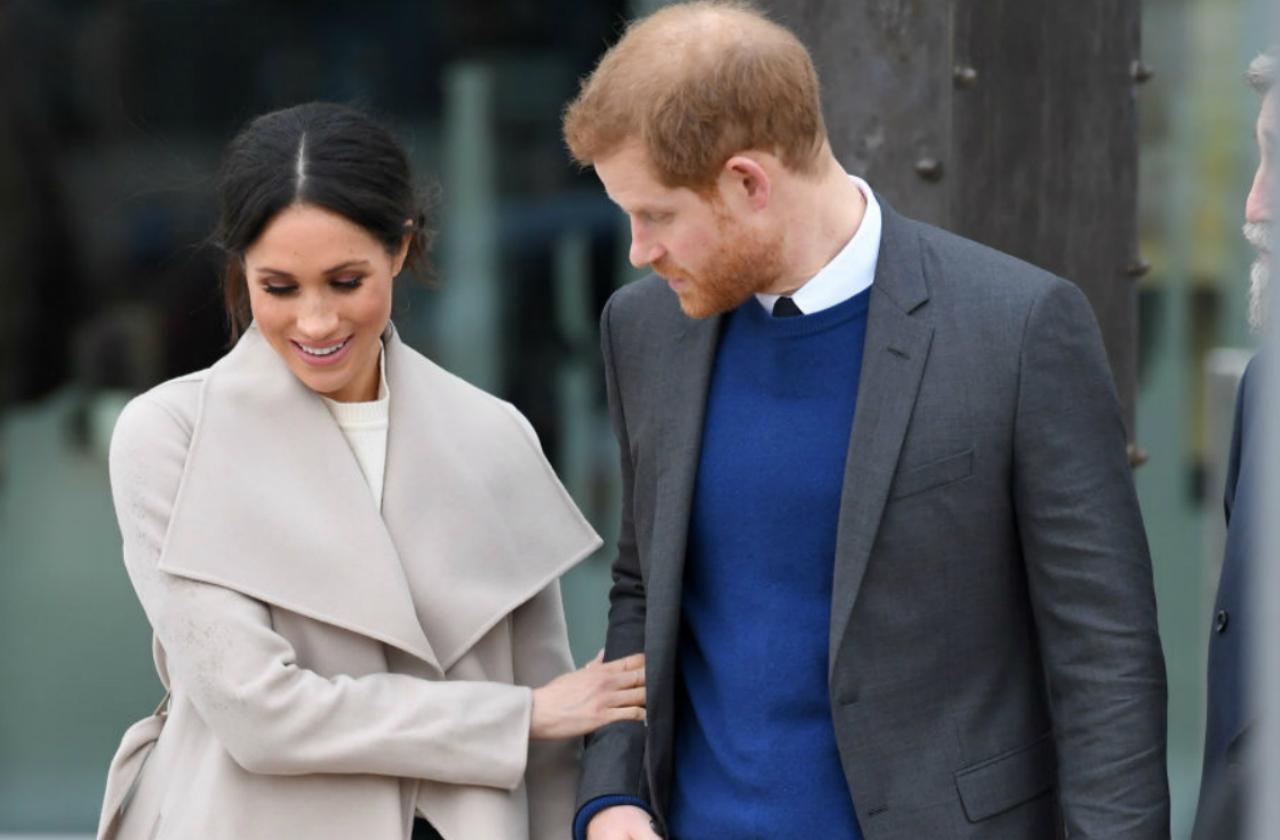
left=254, top=259, right=372, bottom=278
left=322, top=259, right=372, bottom=274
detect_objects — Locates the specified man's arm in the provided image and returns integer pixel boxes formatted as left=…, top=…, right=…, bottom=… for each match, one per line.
left=576, top=292, right=653, bottom=828
left=1012, top=277, right=1170, bottom=837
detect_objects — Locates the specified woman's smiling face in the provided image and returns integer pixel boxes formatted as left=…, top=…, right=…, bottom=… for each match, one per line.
left=243, top=202, right=407, bottom=403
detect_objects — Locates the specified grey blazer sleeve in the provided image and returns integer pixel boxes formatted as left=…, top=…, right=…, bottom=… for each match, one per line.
left=1012, top=278, right=1170, bottom=837
left=576, top=293, right=650, bottom=810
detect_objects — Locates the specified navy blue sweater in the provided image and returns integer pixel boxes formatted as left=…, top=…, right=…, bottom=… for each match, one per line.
left=669, top=290, right=870, bottom=839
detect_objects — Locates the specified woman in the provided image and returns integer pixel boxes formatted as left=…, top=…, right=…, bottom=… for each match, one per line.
left=97, top=102, right=644, bottom=840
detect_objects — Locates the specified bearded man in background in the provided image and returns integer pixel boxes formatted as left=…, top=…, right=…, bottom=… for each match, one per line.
left=1193, top=46, right=1276, bottom=840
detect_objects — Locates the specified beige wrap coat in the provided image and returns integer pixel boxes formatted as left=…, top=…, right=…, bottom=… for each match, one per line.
left=98, top=324, right=601, bottom=840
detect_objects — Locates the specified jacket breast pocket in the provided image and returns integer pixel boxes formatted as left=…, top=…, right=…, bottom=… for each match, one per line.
left=889, top=448, right=974, bottom=500
left=954, top=731, right=1056, bottom=822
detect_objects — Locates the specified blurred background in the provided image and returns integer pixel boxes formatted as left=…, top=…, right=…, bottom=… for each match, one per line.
left=0, top=0, right=1269, bottom=837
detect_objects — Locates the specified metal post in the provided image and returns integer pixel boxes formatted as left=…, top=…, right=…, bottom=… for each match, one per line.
left=437, top=62, right=502, bottom=392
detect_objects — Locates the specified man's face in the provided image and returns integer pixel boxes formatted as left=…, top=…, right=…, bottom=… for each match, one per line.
left=594, top=142, right=784, bottom=318
left=1245, top=91, right=1275, bottom=331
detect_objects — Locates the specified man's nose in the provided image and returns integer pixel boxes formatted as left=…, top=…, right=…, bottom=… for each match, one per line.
left=1246, top=163, right=1271, bottom=225
left=628, top=221, right=664, bottom=269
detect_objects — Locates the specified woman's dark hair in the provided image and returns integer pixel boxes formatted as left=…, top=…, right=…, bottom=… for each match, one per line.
left=214, top=102, right=433, bottom=339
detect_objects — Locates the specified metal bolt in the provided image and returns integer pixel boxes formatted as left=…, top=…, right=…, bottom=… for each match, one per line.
left=1126, top=259, right=1152, bottom=279
left=954, top=65, right=979, bottom=88
left=1130, top=60, right=1154, bottom=84
left=914, top=157, right=944, bottom=183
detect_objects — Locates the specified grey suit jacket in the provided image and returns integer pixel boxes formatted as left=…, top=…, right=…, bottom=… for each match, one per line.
left=579, top=202, right=1169, bottom=839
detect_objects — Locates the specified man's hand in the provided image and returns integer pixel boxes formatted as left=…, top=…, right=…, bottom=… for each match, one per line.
left=530, top=651, right=645, bottom=740
left=587, top=805, right=661, bottom=840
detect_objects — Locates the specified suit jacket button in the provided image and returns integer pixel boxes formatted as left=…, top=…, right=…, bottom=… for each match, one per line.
left=1214, top=609, right=1230, bottom=634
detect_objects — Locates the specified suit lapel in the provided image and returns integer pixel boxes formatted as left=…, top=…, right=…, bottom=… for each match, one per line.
left=648, top=311, right=721, bottom=735
left=829, top=204, right=934, bottom=674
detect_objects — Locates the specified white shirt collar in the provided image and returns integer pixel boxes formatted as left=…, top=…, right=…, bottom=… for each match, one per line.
left=755, top=175, right=882, bottom=316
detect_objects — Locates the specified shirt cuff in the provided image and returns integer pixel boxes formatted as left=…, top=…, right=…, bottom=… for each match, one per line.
left=573, top=795, right=653, bottom=840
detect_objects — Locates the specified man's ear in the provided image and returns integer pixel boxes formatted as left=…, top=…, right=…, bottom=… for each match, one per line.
left=722, top=154, right=772, bottom=211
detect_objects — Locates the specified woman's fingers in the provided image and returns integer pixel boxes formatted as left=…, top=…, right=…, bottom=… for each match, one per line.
left=607, top=704, right=646, bottom=723
left=530, top=651, right=647, bottom=739
left=599, top=652, right=644, bottom=672
left=605, top=667, right=645, bottom=691
left=609, top=686, right=646, bottom=709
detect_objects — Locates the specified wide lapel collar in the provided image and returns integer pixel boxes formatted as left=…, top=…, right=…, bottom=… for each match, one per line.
left=379, top=327, right=602, bottom=671
left=648, top=308, right=721, bottom=728
left=158, top=325, right=442, bottom=672
left=829, top=201, right=934, bottom=675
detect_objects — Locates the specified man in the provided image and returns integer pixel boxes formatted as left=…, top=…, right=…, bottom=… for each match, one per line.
left=1192, top=47, right=1275, bottom=840
left=564, top=3, right=1170, bottom=838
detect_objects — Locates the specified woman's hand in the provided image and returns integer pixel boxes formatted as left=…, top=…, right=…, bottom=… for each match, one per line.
left=530, top=651, right=645, bottom=740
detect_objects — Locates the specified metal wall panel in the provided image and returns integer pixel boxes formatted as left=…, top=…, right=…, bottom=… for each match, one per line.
left=763, top=0, right=1143, bottom=443
left=764, top=0, right=954, bottom=227
left=951, top=0, right=1143, bottom=441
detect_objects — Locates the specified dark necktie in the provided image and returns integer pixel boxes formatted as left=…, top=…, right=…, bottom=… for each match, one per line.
left=772, top=296, right=803, bottom=318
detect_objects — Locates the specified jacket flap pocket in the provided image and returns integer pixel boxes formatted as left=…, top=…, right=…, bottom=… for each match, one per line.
left=954, top=732, right=1055, bottom=822
left=890, top=448, right=974, bottom=500
left=1226, top=722, right=1252, bottom=766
